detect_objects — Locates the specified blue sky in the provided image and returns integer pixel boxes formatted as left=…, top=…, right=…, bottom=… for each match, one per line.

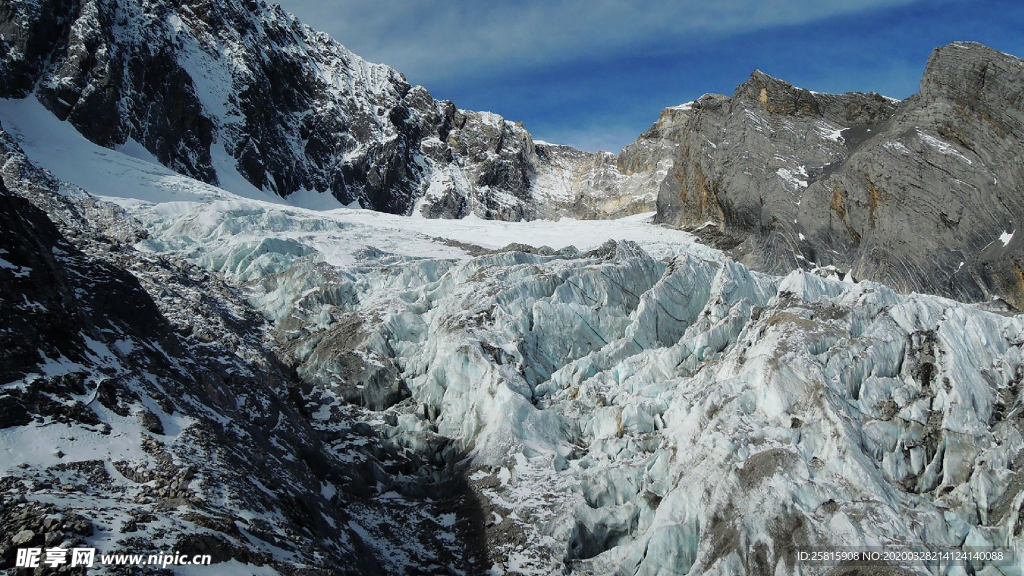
left=278, top=0, right=1024, bottom=152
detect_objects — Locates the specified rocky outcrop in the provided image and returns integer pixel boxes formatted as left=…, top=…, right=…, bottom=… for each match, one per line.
left=654, top=42, right=1024, bottom=309
left=651, top=76, right=898, bottom=242
left=530, top=138, right=670, bottom=221
left=0, top=0, right=437, bottom=211
left=0, top=125, right=488, bottom=574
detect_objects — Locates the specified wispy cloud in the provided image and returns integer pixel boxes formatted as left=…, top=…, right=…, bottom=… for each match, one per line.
left=533, top=122, right=649, bottom=155
left=280, top=0, right=921, bottom=83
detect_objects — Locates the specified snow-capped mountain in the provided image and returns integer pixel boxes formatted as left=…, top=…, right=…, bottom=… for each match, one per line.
left=4, top=1, right=1024, bottom=309
left=0, top=0, right=665, bottom=221
left=4, top=92, right=1024, bottom=574
left=4, top=0, right=1024, bottom=574
left=0, top=100, right=489, bottom=574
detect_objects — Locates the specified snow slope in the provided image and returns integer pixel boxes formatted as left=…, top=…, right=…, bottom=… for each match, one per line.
left=0, top=96, right=719, bottom=264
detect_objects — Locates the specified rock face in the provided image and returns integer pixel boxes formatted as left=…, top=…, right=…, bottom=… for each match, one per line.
left=530, top=130, right=676, bottom=220
left=0, top=0, right=447, bottom=212
left=0, top=0, right=663, bottom=220
left=654, top=42, right=1024, bottom=309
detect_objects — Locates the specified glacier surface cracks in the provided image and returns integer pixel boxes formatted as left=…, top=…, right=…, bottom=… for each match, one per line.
left=121, top=192, right=1024, bottom=576
left=3, top=92, right=1023, bottom=574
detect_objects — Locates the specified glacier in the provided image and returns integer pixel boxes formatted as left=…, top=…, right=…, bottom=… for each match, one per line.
left=119, top=184, right=1024, bottom=576
left=3, top=93, right=1024, bottom=575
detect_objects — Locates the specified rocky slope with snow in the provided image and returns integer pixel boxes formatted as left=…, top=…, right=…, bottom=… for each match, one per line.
left=0, top=109, right=490, bottom=575
left=653, top=42, right=1024, bottom=311
left=4, top=92, right=1024, bottom=574
left=4, top=1, right=1022, bottom=308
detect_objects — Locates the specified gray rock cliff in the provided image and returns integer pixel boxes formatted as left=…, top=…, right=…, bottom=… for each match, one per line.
left=654, top=42, right=1024, bottom=309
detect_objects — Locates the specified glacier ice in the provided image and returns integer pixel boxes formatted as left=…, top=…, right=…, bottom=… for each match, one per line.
left=4, top=107, right=1023, bottom=572
left=112, top=188, right=1024, bottom=575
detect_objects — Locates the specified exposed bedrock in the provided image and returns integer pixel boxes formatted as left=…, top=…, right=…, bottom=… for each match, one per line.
left=655, top=42, right=1024, bottom=310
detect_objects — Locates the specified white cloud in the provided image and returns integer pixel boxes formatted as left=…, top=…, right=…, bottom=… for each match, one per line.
left=532, top=122, right=650, bottom=154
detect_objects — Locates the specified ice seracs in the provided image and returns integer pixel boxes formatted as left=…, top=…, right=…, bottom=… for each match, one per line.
left=7, top=105, right=1019, bottom=574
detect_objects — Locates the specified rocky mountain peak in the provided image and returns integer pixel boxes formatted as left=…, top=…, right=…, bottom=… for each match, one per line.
left=920, top=41, right=1024, bottom=115
left=1, top=0, right=659, bottom=221
left=653, top=39, right=1024, bottom=310
left=734, top=69, right=821, bottom=116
